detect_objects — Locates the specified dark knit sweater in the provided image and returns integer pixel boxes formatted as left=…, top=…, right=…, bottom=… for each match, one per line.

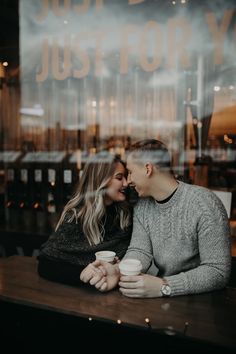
left=38, top=204, right=132, bottom=286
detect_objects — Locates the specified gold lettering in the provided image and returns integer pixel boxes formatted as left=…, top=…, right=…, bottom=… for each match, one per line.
left=36, top=39, right=49, bottom=82
left=52, top=0, right=71, bottom=16
left=95, top=32, right=106, bottom=76
left=139, top=21, right=162, bottom=72
left=96, top=0, right=104, bottom=10
left=120, top=25, right=139, bottom=74
left=35, top=0, right=49, bottom=21
left=73, top=35, right=90, bottom=79
left=52, top=36, right=71, bottom=80
left=129, top=0, right=145, bottom=4
left=74, top=0, right=90, bottom=15
left=206, top=10, right=234, bottom=65
left=167, top=17, right=191, bottom=69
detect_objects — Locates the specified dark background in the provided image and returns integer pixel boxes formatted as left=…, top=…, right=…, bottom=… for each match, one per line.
left=0, top=0, right=19, bottom=69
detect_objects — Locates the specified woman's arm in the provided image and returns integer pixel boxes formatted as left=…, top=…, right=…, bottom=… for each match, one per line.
left=37, top=256, right=86, bottom=286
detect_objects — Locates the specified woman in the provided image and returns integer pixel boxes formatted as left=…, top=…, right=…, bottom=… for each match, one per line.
left=37, top=152, right=132, bottom=286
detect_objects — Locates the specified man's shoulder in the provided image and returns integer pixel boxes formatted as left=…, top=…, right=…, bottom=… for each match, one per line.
left=181, top=181, right=213, bottom=197
left=181, top=182, right=226, bottom=212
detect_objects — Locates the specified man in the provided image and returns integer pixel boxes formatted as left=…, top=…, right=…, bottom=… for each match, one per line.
left=80, top=139, right=231, bottom=297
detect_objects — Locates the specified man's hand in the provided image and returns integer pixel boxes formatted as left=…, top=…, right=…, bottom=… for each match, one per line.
left=119, top=274, right=163, bottom=298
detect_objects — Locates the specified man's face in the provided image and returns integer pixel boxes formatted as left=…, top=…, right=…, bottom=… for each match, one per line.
left=126, top=156, right=149, bottom=197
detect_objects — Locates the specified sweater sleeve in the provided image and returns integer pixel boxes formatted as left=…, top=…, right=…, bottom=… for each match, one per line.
left=124, top=200, right=154, bottom=272
left=37, top=256, right=85, bottom=286
left=165, top=191, right=232, bottom=296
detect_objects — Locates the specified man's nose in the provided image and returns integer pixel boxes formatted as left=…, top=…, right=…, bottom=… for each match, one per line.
left=127, top=174, right=132, bottom=184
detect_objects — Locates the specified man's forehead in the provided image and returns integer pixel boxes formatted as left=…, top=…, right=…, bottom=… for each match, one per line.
left=127, top=157, right=140, bottom=169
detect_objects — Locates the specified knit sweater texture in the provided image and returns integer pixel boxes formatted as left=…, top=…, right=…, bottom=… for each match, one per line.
left=124, top=181, right=231, bottom=296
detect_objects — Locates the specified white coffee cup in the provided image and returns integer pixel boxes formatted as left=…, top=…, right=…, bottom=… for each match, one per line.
left=95, top=251, right=116, bottom=263
left=118, top=259, right=142, bottom=276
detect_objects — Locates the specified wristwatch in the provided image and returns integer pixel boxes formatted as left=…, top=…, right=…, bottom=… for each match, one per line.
left=160, top=279, right=171, bottom=297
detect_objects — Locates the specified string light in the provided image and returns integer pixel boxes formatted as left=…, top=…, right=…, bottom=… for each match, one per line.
left=88, top=317, right=93, bottom=321
left=164, top=326, right=176, bottom=336
left=145, top=317, right=152, bottom=330
left=117, top=319, right=122, bottom=324
left=183, top=321, right=189, bottom=335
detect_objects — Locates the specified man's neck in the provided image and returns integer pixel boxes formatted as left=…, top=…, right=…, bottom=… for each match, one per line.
left=150, top=175, right=179, bottom=202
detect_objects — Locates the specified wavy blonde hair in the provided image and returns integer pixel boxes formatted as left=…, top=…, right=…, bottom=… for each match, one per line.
left=56, top=153, right=131, bottom=245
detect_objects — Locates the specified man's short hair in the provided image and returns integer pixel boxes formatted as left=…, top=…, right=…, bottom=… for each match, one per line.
left=128, top=139, right=172, bottom=170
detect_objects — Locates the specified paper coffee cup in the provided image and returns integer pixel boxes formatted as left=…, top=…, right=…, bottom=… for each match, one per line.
left=118, top=259, right=142, bottom=276
left=95, top=251, right=116, bottom=263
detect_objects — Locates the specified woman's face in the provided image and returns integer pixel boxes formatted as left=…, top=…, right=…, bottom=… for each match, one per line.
left=105, top=162, right=128, bottom=205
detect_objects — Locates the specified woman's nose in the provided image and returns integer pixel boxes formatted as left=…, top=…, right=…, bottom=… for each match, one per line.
left=123, top=177, right=128, bottom=187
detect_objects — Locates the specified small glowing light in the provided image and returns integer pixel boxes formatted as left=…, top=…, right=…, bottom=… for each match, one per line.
left=183, top=321, right=189, bottom=334
left=145, top=317, right=151, bottom=329
left=34, top=203, right=39, bottom=209
left=172, top=1, right=176, bottom=4
left=88, top=317, right=92, bottom=321
left=50, top=181, right=55, bottom=187
left=117, top=319, right=122, bottom=324
left=197, top=122, right=202, bottom=129
left=3, top=62, right=8, bottom=67
left=229, top=85, right=234, bottom=90
left=181, top=0, right=186, bottom=4
left=20, top=202, right=24, bottom=208
left=193, top=118, right=198, bottom=125
left=92, top=100, right=97, bottom=107
left=224, top=134, right=233, bottom=144
left=63, top=20, right=68, bottom=25
left=110, top=100, right=115, bottom=107
left=214, top=86, right=220, bottom=92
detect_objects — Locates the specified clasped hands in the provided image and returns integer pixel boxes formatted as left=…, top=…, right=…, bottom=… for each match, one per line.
left=80, top=260, right=163, bottom=298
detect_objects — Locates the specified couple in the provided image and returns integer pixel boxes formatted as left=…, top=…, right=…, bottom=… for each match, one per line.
left=38, top=139, right=231, bottom=297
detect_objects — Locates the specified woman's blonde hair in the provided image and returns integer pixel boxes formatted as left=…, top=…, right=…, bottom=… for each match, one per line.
left=56, top=152, right=131, bottom=245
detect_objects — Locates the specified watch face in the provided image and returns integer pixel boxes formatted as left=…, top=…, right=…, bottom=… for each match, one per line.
left=161, top=284, right=171, bottom=296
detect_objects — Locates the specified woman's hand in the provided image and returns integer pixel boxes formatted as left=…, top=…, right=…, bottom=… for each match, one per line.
left=80, top=263, right=105, bottom=285
left=88, top=260, right=121, bottom=292
left=80, top=261, right=120, bottom=292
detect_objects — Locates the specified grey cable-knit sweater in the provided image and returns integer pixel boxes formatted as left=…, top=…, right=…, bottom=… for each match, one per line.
left=124, top=181, right=231, bottom=296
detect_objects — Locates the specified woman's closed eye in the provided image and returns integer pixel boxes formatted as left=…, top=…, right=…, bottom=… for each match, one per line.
left=114, top=173, right=125, bottom=181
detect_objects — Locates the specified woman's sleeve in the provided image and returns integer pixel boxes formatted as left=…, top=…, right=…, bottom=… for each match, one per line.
left=37, top=256, right=85, bottom=286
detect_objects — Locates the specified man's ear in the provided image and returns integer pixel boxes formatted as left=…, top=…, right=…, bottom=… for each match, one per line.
left=145, top=162, right=153, bottom=177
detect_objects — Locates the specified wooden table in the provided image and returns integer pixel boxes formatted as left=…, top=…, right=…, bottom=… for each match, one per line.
left=0, top=256, right=236, bottom=353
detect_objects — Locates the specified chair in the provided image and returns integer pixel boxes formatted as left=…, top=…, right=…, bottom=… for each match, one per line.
left=211, top=190, right=232, bottom=218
